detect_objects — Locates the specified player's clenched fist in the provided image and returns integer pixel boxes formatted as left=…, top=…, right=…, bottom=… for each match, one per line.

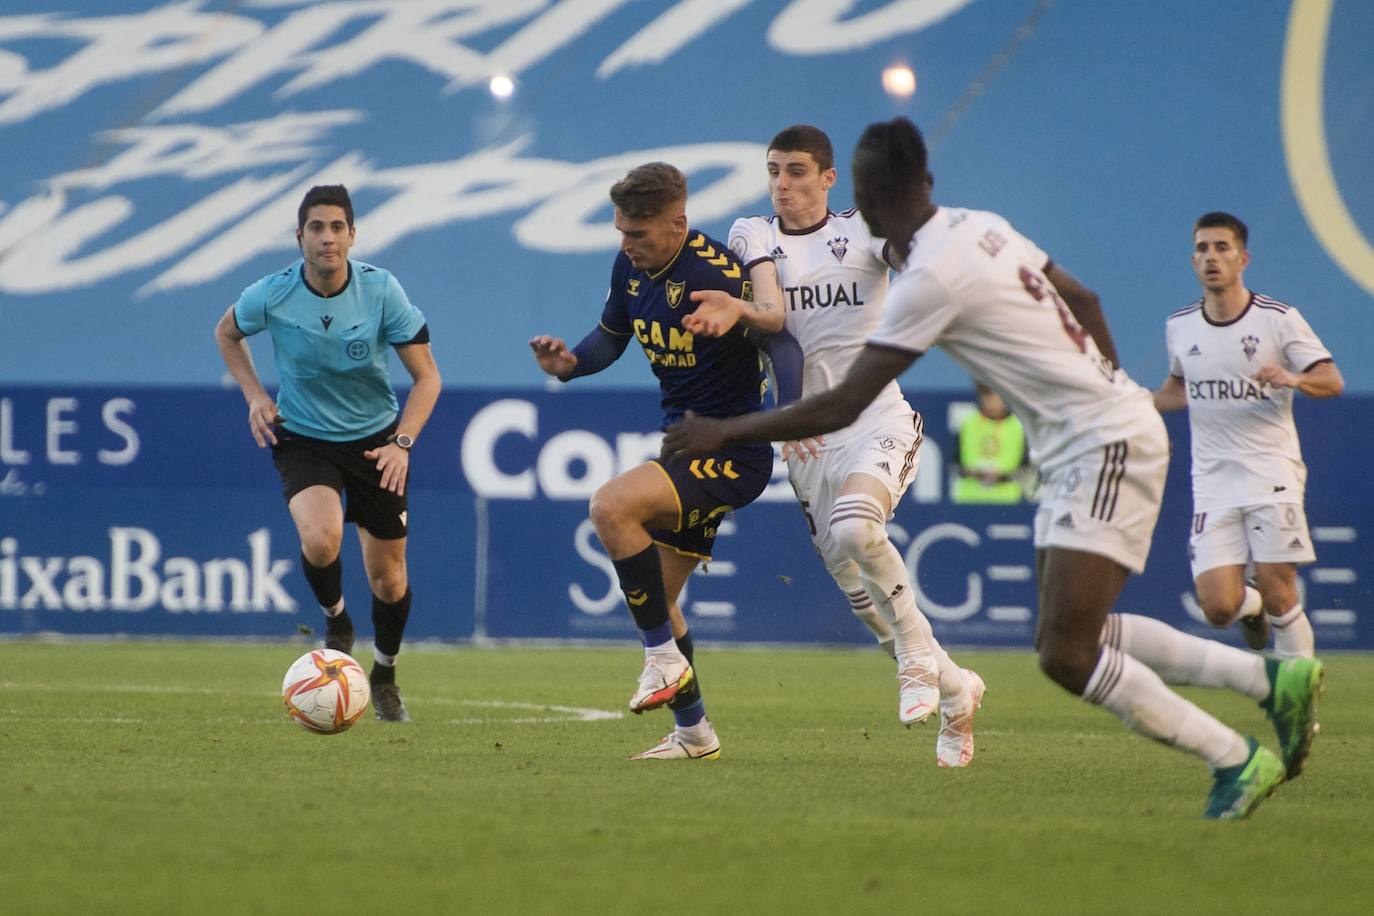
left=529, top=335, right=578, bottom=379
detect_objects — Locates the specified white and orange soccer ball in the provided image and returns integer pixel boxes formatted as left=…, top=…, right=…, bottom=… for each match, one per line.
left=281, top=649, right=371, bottom=734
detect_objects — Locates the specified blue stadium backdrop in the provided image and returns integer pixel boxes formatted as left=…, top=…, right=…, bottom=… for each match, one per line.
left=2, top=2, right=1371, bottom=646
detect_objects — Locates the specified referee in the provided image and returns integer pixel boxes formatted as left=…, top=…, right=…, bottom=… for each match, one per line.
left=214, top=184, right=441, bottom=722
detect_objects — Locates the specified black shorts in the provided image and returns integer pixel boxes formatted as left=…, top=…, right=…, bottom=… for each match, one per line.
left=649, top=443, right=773, bottom=560
left=271, top=423, right=408, bottom=540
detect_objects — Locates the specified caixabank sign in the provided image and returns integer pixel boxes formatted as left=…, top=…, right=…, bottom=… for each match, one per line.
left=3, top=386, right=1368, bottom=650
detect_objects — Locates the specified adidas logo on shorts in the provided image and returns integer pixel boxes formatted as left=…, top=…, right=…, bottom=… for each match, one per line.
left=1288, top=537, right=1304, bottom=549
left=1055, top=513, right=1075, bottom=529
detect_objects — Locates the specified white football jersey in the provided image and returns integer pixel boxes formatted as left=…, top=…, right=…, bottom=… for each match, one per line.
left=869, top=207, right=1158, bottom=473
left=730, top=208, right=910, bottom=448
left=1165, top=293, right=1332, bottom=511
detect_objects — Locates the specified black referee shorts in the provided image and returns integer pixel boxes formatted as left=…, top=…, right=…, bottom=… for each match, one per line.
left=270, top=423, right=408, bottom=540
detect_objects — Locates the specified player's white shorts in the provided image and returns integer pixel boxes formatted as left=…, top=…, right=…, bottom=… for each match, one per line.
left=1033, top=419, right=1168, bottom=574
left=787, top=412, right=923, bottom=565
left=1188, top=502, right=1316, bottom=576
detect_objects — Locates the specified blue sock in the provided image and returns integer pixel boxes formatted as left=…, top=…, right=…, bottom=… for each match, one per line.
left=641, top=621, right=674, bottom=649
left=671, top=697, right=706, bottom=729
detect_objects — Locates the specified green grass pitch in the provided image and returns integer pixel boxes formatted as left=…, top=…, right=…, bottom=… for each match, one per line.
left=2, top=641, right=1371, bottom=915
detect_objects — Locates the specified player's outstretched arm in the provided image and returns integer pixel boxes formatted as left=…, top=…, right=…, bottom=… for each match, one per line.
left=1153, top=374, right=1187, bottom=413
left=213, top=304, right=277, bottom=447
left=1046, top=263, right=1119, bottom=368
left=531, top=326, right=631, bottom=382
left=684, top=261, right=786, bottom=338
left=662, top=343, right=916, bottom=461
left=529, top=335, right=577, bottom=378
left=1256, top=359, right=1344, bottom=398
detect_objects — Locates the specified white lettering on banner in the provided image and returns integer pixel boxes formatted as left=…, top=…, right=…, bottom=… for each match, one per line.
left=461, top=398, right=942, bottom=502
left=888, top=522, right=982, bottom=621
left=0, top=1, right=970, bottom=123
left=0, top=528, right=295, bottom=613
left=569, top=519, right=620, bottom=616
left=0, top=396, right=141, bottom=469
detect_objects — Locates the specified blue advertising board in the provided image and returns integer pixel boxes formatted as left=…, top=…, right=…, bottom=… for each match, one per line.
left=3, top=386, right=1369, bottom=649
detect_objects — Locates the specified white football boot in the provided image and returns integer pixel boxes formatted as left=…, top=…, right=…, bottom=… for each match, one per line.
left=628, top=653, right=695, bottom=714
left=896, top=655, right=941, bottom=726
left=936, top=669, right=986, bottom=768
left=629, top=721, right=721, bottom=760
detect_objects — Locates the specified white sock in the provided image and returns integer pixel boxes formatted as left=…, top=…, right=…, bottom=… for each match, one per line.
left=829, top=494, right=934, bottom=660
left=1102, top=613, right=1269, bottom=701
left=373, top=646, right=397, bottom=668
left=678, top=718, right=712, bottom=741
left=829, top=560, right=895, bottom=656
left=1272, top=603, right=1315, bottom=658
left=1084, top=645, right=1249, bottom=770
left=1238, top=586, right=1262, bottom=619
left=323, top=599, right=345, bottom=617
left=645, top=642, right=686, bottom=663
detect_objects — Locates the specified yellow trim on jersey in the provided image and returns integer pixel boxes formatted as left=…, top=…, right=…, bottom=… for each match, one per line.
left=649, top=232, right=690, bottom=281
left=651, top=539, right=712, bottom=562
left=599, top=320, right=632, bottom=337
left=647, top=460, right=684, bottom=533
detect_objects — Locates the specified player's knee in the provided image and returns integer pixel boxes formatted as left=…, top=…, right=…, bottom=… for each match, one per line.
left=1198, top=594, right=1237, bottom=627
left=299, top=531, right=342, bottom=567
left=828, top=515, right=886, bottom=565
left=369, top=571, right=408, bottom=603
left=587, top=486, right=629, bottom=535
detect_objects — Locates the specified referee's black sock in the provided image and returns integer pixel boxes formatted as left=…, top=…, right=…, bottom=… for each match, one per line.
left=300, top=553, right=343, bottom=612
left=611, top=545, right=670, bottom=641
left=371, top=588, right=412, bottom=661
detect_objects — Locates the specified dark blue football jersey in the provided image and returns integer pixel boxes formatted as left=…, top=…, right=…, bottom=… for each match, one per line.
left=600, top=229, right=765, bottom=429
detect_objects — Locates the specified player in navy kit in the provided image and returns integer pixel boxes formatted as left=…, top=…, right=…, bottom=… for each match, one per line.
left=530, top=162, right=802, bottom=759
left=214, top=184, right=441, bottom=723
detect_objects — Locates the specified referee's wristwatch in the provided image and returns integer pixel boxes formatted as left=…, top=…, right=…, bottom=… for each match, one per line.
left=388, top=433, right=414, bottom=450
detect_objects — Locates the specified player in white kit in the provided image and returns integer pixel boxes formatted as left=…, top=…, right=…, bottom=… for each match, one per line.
left=1154, top=212, right=1343, bottom=656
left=681, top=125, right=981, bottom=766
left=665, top=118, right=1325, bottom=819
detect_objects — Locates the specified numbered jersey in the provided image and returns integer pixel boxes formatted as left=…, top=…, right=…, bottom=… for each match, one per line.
left=869, top=207, right=1156, bottom=473
left=1166, top=293, right=1332, bottom=511
left=730, top=208, right=910, bottom=449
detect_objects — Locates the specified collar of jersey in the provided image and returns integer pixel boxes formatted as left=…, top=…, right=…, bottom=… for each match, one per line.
left=647, top=232, right=690, bottom=281
left=1201, top=291, right=1254, bottom=327
left=777, top=211, right=831, bottom=236
left=300, top=260, right=353, bottom=299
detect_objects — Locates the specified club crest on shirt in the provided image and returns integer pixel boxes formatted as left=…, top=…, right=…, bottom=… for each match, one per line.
left=828, top=237, right=849, bottom=263
left=666, top=280, right=686, bottom=308
left=1241, top=334, right=1260, bottom=361
left=627, top=278, right=641, bottom=297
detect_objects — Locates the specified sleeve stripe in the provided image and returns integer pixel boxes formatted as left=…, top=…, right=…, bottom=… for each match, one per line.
left=598, top=320, right=633, bottom=337
left=743, top=256, right=774, bottom=270
left=1300, top=357, right=1334, bottom=373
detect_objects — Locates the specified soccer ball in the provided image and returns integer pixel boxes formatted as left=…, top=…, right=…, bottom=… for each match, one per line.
left=281, top=649, right=371, bottom=734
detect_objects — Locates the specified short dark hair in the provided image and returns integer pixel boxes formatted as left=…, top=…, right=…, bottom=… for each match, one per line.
left=609, top=163, right=687, bottom=219
left=768, top=124, right=835, bottom=172
left=851, top=118, right=928, bottom=189
left=1194, top=211, right=1248, bottom=248
left=297, top=185, right=354, bottom=231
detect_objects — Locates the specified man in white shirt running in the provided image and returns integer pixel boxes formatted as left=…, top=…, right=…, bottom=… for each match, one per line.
left=664, top=117, right=1325, bottom=820
left=1154, top=211, right=1343, bottom=657
left=682, top=125, right=982, bottom=766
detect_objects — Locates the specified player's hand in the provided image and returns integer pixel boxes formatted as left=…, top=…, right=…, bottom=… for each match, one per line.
left=529, top=335, right=577, bottom=378
left=682, top=289, right=741, bottom=337
left=1255, top=364, right=1297, bottom=389
left=661, top=411, right=732, bottom=463
left=781, top=437, right=824, bottom=462
left=247, top=395, right=279, bottom=447
left=364, top=442, right=410, bottom=496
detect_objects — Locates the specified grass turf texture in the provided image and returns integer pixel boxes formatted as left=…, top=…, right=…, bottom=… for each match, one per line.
left=2, top=642, right=1371, bottom=915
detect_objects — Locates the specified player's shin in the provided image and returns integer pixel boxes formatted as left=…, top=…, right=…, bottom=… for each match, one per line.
left=612, top=545, right=677, bottom=651
left=370, top=587, right=411, bottom=684
left=1271, top=603, right=1315, bottom=658
left=1084, top=645, right=1249, bottom=769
